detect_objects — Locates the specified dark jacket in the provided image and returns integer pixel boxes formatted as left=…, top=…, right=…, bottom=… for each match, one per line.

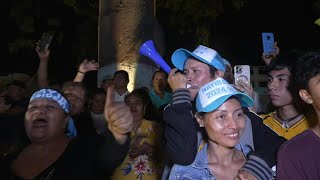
left=0, top=129, right=129, bottom=179
left=73, top=110, right=97, bottom=137
left=163, top=89, right=286, bottom=180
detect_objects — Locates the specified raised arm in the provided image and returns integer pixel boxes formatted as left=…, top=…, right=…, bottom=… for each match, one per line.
left=233, top=80, right=257, bottom=112
left=163, top=92, right=197, bottom=165
left=104, top=85, right=132, bottom=144
left=261, top=42, right=280, bottom=66
left=35, top=42, right=50, bottom=88
left=93, top=85, right=133, bottom=177
left=73, top=59, right=99, bottom=82
left=163, top=69, right=198, bottom=165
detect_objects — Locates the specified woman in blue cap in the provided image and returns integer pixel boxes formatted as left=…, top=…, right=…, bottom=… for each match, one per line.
left=169, top=78, right=254, bottom=179
left=0, top=88, right=132, bottom=179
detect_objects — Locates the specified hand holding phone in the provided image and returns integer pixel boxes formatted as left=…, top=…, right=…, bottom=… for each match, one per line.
left=262, top=32, right=275, bottom=54
left=234, top=65, right=250, bottom=86
left=38, top=32, right=53, bottom=53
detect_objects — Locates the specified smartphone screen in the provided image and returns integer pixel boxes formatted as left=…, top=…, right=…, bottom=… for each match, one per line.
left=234, top=65, right=250, bottom=86
left=262, top=32, right=275, bottom=54
left=39, top=32, right=53, bottom=52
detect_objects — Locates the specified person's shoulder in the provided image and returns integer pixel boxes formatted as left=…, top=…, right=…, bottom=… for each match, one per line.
left=279, top=129, right=314, bottom=153
left=0, top=144, right=25, bottom=163
left=142, top=119, right=159, bottom=127
left=142, top=119, right=161, bottom=129
left=259, top=113, right=272, bottom=118
left=148, top=89, right=157, bottom=97
left=124, top=90, right=130, bottom=95
left=164, top=91, right=173, bottom=99
left=243, top=108, right=264, bottom=120
left=164, top=90, right=172, bottom=95
left=289, top=129, right=314, bottom=141
left=259, top=112, right=273, bottom=119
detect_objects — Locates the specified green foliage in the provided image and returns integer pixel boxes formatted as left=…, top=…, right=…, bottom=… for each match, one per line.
left=7, top=0, right=319, bottom=56
left=73, top=6, right=97, bottom=20
left=64, top=0, right=98, bottom=19
left=157, top=0, right=219, bottom=30
left=156, top=0, right=247, bottom=46
left=64, top=0, right=77, bottom=7
left=48, top=18, right=62, bottom=28
left=314, top=0, right=320, bottom=8
left=9, top=37, right=35, bottom=54
left=10, top=5, right=23, bottom=17
left=16, top=16, right=35, bottom=33
left=8, top=0, right=98, bottom=55
left=196, top=27, right=210, bottom=46
left=88, top=0, right=99, bottom=9
left=232, top=0, right=248, bottom=10
left=10, top=1, right=35, bottom=33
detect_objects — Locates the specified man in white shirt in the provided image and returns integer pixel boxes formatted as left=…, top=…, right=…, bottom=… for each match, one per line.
left=112, top=70, right=130, bottom=102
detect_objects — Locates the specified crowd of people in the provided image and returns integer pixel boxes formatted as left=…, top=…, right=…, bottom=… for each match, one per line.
left=0, top=36, right=319, bottom=180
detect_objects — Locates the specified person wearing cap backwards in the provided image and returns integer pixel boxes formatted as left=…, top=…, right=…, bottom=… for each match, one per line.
left=0, top=87, right=133, bottom=179
left=169, top=78, right=254, bottom=179
left=163, top=45, right=286, bottom=180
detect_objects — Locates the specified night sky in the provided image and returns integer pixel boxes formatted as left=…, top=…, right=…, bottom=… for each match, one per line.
left=1, top=0, right=319, bottom=80
left=215, top=0, right=320, bottom=66
left=158, top=0, right=320, bottom=66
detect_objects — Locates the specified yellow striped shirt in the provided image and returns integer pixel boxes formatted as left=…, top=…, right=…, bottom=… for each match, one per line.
left=260, top=112, right=312, bottom=140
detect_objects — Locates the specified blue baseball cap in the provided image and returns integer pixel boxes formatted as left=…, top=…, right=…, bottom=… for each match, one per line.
left=223, top=58, right=231, bottom=67
left=171, top=45, right=226, bottom=72
left=196, top=78, right=253, bottom=112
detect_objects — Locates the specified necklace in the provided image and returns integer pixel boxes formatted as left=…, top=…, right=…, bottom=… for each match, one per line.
left=277, top=113, right=302, bottom=128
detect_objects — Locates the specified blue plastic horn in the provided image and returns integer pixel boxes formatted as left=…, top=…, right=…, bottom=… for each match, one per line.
left=139, top=40, right=172, bottom=74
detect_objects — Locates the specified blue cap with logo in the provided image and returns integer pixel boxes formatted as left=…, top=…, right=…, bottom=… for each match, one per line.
left=171, top=45, right=226, bottom=72
left=196, top=78, right=254, bottom=112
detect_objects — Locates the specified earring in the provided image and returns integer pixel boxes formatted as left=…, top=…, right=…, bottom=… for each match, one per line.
left=199, top=124, right=204, bottom=127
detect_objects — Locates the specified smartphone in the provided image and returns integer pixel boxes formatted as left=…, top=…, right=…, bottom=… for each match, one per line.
left=38, top=32, right=53, bottom=52
left=234, top=65, right=250, bottom=86
left=262, top=32, right=275, bottom=54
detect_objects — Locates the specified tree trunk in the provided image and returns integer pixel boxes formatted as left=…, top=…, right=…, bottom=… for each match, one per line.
left=98, top=0, right=165, bottom=91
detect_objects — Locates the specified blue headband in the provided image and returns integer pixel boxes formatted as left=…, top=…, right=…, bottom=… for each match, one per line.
left=30, top=89, right=70, bottom=113
left=29, top=88, right=77, bottom=137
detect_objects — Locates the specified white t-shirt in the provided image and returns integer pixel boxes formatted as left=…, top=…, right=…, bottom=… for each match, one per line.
left=114, top=90, right=130, bottom=102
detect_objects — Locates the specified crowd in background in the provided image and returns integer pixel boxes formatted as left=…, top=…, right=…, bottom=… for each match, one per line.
left=0, top=35, right=319, bottom=180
